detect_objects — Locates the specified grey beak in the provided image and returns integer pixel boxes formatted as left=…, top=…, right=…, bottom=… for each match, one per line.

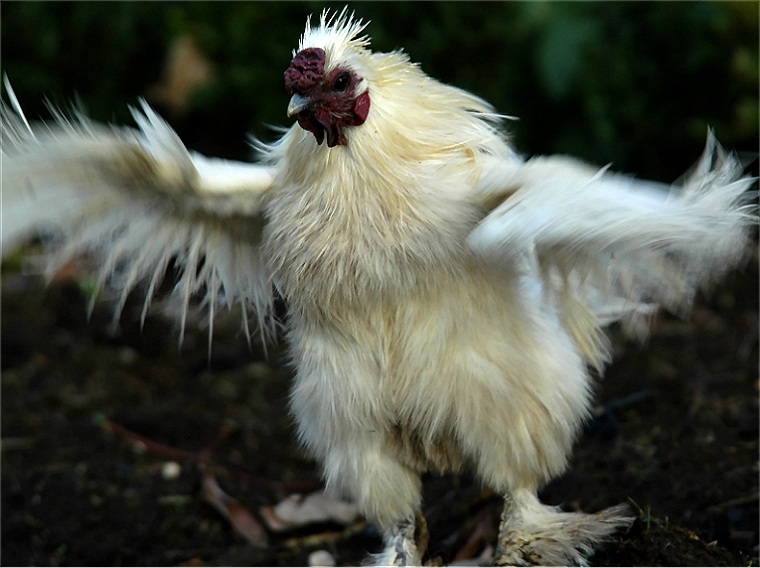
left=287, top=94, right=312, bottom=117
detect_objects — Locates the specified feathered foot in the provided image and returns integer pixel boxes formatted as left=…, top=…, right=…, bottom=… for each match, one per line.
left=492, top=490, right=634, bottom=566
left=373, top=513, right=423, bottom=566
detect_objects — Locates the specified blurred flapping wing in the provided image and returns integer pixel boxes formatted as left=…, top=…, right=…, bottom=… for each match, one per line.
left=469, top=134, right=756, bottom=340
left=2, top=87, right=278, bottom=339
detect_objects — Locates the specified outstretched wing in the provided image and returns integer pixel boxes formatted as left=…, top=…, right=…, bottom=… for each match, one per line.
left=469, top=133, right=756, bottom=344
left=2, top=87, right=278, bottom=341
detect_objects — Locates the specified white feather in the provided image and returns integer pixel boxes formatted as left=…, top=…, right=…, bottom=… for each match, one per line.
left=1, top=90, right=277, bottom=341
left=298, top=7, right=370, bottom=61
left=468, top=134, right=756, bottom=338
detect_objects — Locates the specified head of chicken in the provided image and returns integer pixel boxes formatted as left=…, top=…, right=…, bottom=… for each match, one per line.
left=283, top=13, right=371, bottom=147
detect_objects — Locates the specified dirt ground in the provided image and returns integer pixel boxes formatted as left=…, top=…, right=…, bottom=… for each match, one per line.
left=1, top=249, right=758, bottom=567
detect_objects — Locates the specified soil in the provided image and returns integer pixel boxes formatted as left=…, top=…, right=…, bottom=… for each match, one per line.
left=2, top=250, right=758, bottom=567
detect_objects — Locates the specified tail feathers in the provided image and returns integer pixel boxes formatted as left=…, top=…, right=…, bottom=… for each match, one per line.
left=494, top=491, right=634, bottom=567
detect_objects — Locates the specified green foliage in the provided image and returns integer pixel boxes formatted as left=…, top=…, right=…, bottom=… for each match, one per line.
left=3, top=2, right=757, bottom=178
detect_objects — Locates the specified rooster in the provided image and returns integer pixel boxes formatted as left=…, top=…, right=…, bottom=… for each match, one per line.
left=2, top=9, right=755, bottom=566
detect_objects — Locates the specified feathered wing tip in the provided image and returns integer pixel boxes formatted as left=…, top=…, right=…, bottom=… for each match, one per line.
left=674, top=130, right=757, bottom=274
left=2, top=75, right=34, bottom=143
left=682, top=128, right=757, bottom=209
left=470, top=130, right=756, bottom=349
left=610, top=132, right=757, bottom=338
left=2, top=84, right=277, bottom=349
left=689, top=128, right=737, bottom=184
left=612, top=135, right=755, bottom=338
left=127, top=99, right=196, bottom=176
left=298, top=5, right=370, bottom=55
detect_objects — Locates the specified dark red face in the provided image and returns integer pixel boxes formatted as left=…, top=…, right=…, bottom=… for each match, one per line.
left=284, top=47, right=370, bottom=147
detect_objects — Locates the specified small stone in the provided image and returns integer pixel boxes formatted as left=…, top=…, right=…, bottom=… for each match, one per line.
left=308, top=550, right=336, bottom=567
left=161, top=461, right=182, bottom=480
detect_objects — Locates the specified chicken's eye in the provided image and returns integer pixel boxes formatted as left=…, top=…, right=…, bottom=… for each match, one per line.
left=332, top=73, right=350, bottom=92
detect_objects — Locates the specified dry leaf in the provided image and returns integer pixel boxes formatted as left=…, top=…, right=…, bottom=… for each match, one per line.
left=261, top=490, right=359, bottom=532
left=451, top=515, right=495, bottom=564
left=449, top=545, right=493, bottom=566
left=148, top=34, right=216, bottom=115
left=201, top=473, right=268, bottom=547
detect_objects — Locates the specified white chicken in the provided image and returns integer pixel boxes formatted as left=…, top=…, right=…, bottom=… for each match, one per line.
left=2, top=9, right=755, bottom=566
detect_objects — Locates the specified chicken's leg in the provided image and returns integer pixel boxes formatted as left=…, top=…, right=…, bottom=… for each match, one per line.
left=373, top=512, right=421, bottom=566
left=493, top=489, right=634, bottom=566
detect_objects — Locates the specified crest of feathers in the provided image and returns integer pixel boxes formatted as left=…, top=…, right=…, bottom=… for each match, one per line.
left=298, top=8, right=371, bottom=59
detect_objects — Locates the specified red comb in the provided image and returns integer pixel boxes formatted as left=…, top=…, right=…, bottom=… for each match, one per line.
left=284, top=47, right=326, bottom=95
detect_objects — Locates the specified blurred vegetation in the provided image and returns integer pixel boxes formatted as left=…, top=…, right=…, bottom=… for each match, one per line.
left=2, top=1, right=757, bottom=180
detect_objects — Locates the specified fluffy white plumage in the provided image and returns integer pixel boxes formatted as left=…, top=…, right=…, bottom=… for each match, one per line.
left=2, top=9, right=755, bottom=566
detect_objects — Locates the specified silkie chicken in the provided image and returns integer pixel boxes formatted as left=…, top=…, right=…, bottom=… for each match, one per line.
left=2, top=9, right=756, bottom=567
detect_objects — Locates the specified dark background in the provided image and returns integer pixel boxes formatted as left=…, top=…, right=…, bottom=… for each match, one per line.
left=3, top=2, right=757, bottom=176
left=2, top=2, right=758, bottom=566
